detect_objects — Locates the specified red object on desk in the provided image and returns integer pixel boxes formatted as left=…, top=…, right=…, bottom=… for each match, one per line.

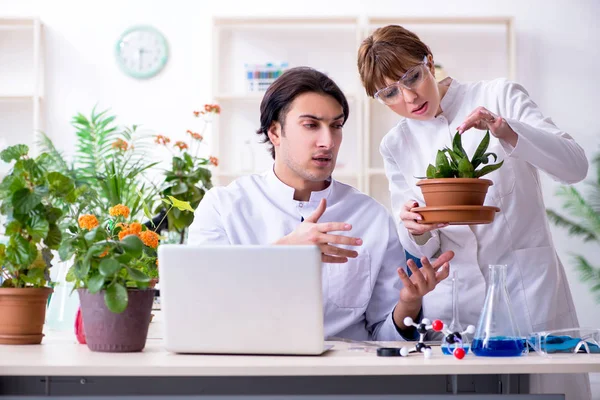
left=75, top=307, right=86, bottom=344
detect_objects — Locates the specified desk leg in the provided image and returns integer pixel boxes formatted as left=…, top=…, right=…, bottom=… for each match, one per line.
left=500, top=374, right=511, bottom=394
left=450, top=375, right=458, bottom=394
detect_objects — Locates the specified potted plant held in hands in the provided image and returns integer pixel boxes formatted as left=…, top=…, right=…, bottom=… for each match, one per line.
left=0, top=145, right=76, bottom=344
left=61, top=196, right=190, bottom=352
left=415, top=130, right=504, bottom=225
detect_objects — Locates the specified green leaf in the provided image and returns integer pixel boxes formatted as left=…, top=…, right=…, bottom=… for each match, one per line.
left=0, top=144, right=29, bottom=163
left=5, top=220, right=22, bottom=235
left=45, top=207, right=63, bottom=224
left=12, top=188, right=42, bottom=215
left=435, top=164, right=455, bottom=178
left=0, top=175, right=27, bottom=198
left=452, top=131, right=467, bottom=158
left=65, top=266, right=76, bottom=282
left=167, top=195, right=194, bottom=212
left=457, top=157, right=475, bottom=178
left=426, top=164, right=436, bottom=179
left=59, top=239, right=75, bottom=261
left=45, top=223, right=62, bottom=250
left=99, top=257, right=121, bottom=276
left=84, top=228, right=101, bottom=242
left=171, top=182, right=189, bottom=196
left=435, top=150, right=450, bottom=170
left=474, top=160, right=504, bottom=178
left=119, top=234, right=143, bottom=258
left=105, top=283, right=128, bottom=313
left=47, top=171, right=75, bottom=197
left=7, top=235, right=38, bottom=267
left=126, top=266, right=150, bottom=282
left=87, top=273, right=105, bottom=293
left=161, top=198, right=172, bottom=207
left=27, top=214, right=50, bottom=242
left=471, top=130, right=491, bottom=169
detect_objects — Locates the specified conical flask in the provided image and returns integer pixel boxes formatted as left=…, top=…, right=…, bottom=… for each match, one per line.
left=472, top=264, right=527, bottom=357
left=441, top=270, right=471, bottom=355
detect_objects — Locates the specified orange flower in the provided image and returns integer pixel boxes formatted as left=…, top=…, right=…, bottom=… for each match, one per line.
left=154, top=135, right=171, bottom=145
left=209, top=156, right=219, bottom=167
left=174, top=141, right=189, bottom=151
left=98, top=247, right=110, bottom=258
left=203, top=104, right=221, bottom=114
left=109, top=204, right=130, bottom=219
left=78, top=215, right=99, bottom=230
left=130, top=222, right=142, bottom=234
left=112, top=138, right=129, bottom=151
left=193, top=111, right=204, bottom=117
left=187, top=130, right=203, bottom=141
left=139, top=231, right=160, bottom=249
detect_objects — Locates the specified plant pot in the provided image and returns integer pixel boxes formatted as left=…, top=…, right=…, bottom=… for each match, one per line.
left=77, top=288, right=154, bottom=352
left=0, top=287, right=53, bottom=345
left=416, top=178, right=493, bottom=207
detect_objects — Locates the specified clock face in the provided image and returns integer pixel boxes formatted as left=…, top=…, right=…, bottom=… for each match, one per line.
left=115, top=25, right=168, bottom=79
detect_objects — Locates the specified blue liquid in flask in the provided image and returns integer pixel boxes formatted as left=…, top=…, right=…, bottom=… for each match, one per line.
left=471, top=337, right=525, bottom=357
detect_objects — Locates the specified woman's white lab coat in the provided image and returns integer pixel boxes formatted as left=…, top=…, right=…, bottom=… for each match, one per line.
left=380, top=77, right=591, bottom=399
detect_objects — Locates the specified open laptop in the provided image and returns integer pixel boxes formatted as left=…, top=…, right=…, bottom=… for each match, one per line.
left=158, top=244, right=329, bottom=355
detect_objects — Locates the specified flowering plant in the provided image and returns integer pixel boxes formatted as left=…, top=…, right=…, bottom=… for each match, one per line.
left=61, top=197, right=190, bottom=313
left=154, top=104, right=220, bottom=242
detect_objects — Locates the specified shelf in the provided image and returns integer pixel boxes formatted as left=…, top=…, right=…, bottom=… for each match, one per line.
left=214, top=17, right=358, bottom=30
left=368, top=16, right=513, bottom=26
left=0, top=94, right=43, bottom=101
left=0, top=18, right=36, bottom=30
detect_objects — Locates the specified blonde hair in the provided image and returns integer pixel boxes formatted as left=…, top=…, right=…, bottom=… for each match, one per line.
left=357, top=25, right=432, bottom=97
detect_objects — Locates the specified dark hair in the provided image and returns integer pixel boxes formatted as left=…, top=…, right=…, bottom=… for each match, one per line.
left=256, top=67, right=350, bottom=159
left=358, top=25, right=432, bottom=97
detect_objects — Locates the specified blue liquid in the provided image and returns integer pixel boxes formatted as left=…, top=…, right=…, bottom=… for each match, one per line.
left=442, top=345, right=470, bottom=355
left=471, top=337, right=526, bottom=357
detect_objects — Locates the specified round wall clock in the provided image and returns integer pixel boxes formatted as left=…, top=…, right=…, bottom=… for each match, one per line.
left=115, top=25, right=168, bottom=79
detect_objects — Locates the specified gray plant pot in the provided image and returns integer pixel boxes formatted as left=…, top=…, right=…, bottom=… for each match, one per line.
left=77, top=288, right=154, bottom=352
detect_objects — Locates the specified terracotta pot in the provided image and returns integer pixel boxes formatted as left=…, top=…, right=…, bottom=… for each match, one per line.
left=412, top=205, right=501, bottom=225
left=78, top=288, right=154, bottom=352
left=416, top=178, right=493, bottom=207
left=0, top=287, right=53, bottom=345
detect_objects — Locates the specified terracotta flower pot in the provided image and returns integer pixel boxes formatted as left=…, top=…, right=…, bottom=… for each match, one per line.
left=0, top=287, right=53, bottom=345
left=77, top=288, right=154, bottom=352
left=416, top=178, right=493, bottom=207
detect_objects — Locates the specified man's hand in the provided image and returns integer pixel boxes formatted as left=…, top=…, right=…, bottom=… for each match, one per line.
left=275, top=198, right=362, bottom=263
left=392, top=251, right=454, bottom=329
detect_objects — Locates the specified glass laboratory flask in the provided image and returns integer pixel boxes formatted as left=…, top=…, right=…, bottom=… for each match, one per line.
left=472, top=264, right=526, bottom=357
left=441, top=270, right=470, bottom=355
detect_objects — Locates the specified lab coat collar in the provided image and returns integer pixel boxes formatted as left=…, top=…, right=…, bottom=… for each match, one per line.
left=438, top=77, right=463, bottom=121
left=266, top=165, right=333, bottom=203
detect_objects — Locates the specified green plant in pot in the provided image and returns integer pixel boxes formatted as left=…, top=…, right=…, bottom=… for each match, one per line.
left=415, top=131, right=504, bottom=224
left=60, top=197, right=191, bottom=352
left=0, top=145, right=76, bottom=344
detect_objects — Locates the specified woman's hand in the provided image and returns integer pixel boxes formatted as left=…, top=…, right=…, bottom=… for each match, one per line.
left=400, top=200, right=448, bottom=236
left=457, top=106, right=518, bottom=147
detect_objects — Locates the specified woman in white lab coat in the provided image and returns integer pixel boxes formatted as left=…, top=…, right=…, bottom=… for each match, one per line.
left=357, top=25, right=590, bottom=399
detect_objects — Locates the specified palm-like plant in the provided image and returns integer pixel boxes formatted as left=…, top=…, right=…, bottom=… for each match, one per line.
left=547, top=152, right=600, bottom=303
left=37, top=107, right=159, bottom=220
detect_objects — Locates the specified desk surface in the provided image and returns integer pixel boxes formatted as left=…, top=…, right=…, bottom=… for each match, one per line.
left=0, top=332, right=599, bottom=377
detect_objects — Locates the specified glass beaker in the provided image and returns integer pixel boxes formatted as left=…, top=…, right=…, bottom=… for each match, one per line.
left=441, top=270, right=470, bottom=355
left=471, top=264, right=527, bottom=357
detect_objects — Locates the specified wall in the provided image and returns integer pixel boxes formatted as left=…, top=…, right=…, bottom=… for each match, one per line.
left=1, top=0, right=599, bottom=329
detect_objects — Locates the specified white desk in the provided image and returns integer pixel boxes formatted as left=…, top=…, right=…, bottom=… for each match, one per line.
left=0, top=332, right=599, bottom=398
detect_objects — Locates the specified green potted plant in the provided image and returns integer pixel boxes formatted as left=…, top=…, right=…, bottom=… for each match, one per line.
left=60, top=197, right=191, bottom=352
left=415, top=130, right=504, bottom=224
left=154, top=105, right=220, bottom=244
left=0, top=145, right=75, bottom=344
left=547, top=151, right=600, bottom=303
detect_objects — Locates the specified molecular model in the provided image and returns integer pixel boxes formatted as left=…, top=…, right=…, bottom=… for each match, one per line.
left=402, top=317, right=475, bottom=360
left=437, top=321, right=476, bottom=360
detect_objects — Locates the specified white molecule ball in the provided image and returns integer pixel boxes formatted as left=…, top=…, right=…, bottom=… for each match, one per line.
left=400, top=347, right=409, bottom=357
left=403, top=317, right=414, bottom=326
left=423, top=348, right=433, bottom=359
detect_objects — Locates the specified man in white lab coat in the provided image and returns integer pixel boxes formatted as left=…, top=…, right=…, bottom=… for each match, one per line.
left=188, top=67, right=454, bottom=341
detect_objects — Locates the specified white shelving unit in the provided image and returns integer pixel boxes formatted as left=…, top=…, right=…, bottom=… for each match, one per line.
left=211, top=16, right=515, bottom=210
left=0, top=17, right=44, bottom=175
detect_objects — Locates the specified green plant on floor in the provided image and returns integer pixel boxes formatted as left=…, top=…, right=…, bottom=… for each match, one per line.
left=37, top=106, right=160, bottom=221
left=0, top=145, right=76, bottom=288
left=547, top=151, right=600, bottom=303
left=424, top=130, right=504, bottom=179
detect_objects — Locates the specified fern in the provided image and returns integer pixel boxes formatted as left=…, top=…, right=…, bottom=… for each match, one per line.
left=36, top=132, right=72, bottom=177
left=547, top=151, right=600, bottom=303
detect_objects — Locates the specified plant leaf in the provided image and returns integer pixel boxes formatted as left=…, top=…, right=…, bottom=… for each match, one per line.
left=99, top=257, right=121, bottom=276
left=119, top=234, right=143, bottom=258
left=0, top=144, right=29, bottom=163
left=104, top=282, right=128, bottom=313
left=474, top=160, right=504, bottom=178
left=452, top=131, right=467, bottom=158
left=457, top=157, right=474, bottom=178
left=126, top=266, right=150, bottom=282
left=12, top=188, right=42, bottom=214
left=26, top=214, right=50, bottom=242
left=45, top=223, right=62, bottom=250
left=471, top=130, right=491, bottom=169
left=87, top=273, right=105, bottom=294
left=167, top=195, right=194, bottom=212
